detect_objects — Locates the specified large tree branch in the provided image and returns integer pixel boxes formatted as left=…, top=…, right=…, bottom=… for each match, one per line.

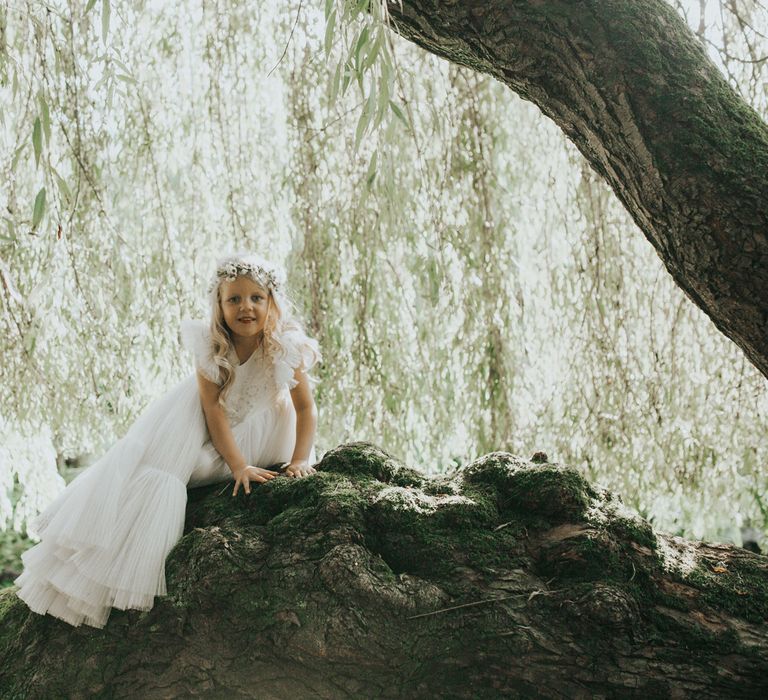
left=2, top=444, right=767, bottom=696
left=387, top=0, right=768, bottom=377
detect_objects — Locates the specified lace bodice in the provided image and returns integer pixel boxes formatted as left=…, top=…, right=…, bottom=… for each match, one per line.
left=220, top=343, right=278, bottom=424
left=179, top=317, right=321, bottom=426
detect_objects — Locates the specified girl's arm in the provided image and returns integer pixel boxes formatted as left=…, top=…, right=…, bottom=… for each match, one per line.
left=285, top=368, right=317, bottom=478
left=195, top=370, right=247, bottom=475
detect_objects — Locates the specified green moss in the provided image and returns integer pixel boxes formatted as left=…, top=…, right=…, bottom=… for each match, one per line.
left=165, top=522, right=269, bottom=611
left=462, top=527, right=528, bottom=571
left=268, top=505, right=311, bottom=533
left=305, top=475, right=371, bottom=529
left=610, top=0, right=768, bottom=182
left=259, top=473, right=372, bottom=547
left=461, top=452, right=596, bottom=524
left=421, top=476, right=460, bottom=497
left=361, top=477, right=530, bottom=580
left=186, top=470, right=340, bottom=532
left=318, top=441, right=425, bottom=487
left=676, top=558, right=768, bottom=625
left=591, top=496, right=658, bottom=551
left=0, top=587, right=26, bottom=662
left=608, top=515, right=657, bottom=550
left=503, top=467, right=596, bottom=522
left=535, top=530, right=627, bottom=583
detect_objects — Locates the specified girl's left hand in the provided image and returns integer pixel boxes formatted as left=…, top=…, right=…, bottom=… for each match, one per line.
left=284, top=460, right=316, bottom=478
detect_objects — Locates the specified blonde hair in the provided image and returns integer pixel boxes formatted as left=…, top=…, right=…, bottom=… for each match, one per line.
left=205, top=252, right=308, bottom=409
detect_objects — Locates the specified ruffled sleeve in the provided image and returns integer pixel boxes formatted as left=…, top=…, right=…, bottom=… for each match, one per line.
left=179, top=317, right=220, bottom=384
left=272, top=323, right=322, bottom=391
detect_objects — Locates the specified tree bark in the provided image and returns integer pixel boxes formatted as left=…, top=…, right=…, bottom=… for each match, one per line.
left=385, top=0, right=768, bottom=378
left=1, top=443, right=766, bottom=698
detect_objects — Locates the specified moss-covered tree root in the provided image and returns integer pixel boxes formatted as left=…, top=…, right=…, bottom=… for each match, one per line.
left=1, top=443, right=766, bottom=698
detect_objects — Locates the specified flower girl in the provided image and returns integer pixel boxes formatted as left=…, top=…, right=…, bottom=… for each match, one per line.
left=14, top=251, right=321, bottom=628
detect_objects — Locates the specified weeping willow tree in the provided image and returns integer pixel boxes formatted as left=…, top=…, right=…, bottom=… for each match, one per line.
left=1, top=0, right=768, bottom=561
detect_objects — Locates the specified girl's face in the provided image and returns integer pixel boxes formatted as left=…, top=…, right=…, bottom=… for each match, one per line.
left=220, top=276, right=270, bottom=340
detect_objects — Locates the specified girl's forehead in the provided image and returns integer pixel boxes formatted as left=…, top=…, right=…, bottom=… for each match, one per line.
left=221, top=276, right=268, bottom=294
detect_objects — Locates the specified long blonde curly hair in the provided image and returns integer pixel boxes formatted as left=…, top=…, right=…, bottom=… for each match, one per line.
left=206, top=251, right=308, bottom=409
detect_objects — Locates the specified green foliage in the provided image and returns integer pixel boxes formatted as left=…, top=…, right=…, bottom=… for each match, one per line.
left=31, top=187, right=45, bottom=229
left=1, top=0, right=768, bottom=561
left=0, top=530, right=31, bottom=590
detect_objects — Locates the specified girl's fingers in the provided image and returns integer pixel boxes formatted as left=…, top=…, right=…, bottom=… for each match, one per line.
left=231, top=469, right=284, bottom=493
left=233, top=478, right=251, bottom=495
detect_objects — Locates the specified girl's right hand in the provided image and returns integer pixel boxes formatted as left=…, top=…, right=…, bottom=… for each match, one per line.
left=232, top=465, right=277, bottom=496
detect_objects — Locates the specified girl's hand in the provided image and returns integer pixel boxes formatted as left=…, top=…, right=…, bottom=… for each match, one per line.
left=284, top=460, right=316, bottom=479
left=232, top=465, right=277, bottom=496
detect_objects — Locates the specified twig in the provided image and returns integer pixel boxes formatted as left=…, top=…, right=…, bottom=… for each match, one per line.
left=406, top=589, right=565, bottom=620
left=406, top=596, right=518, bottom=619
left=266, top=1, right=303, bottom=78
left=498, top=625, right=533, bottom=636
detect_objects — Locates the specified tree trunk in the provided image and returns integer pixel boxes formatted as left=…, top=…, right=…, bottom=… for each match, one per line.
left=385, top=0, right=768, bottom=378
left=1, top=443, right=766, bottom=698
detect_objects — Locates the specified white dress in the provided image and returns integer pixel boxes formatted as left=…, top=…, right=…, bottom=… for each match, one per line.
left=13, top=317, right=320, bottom=629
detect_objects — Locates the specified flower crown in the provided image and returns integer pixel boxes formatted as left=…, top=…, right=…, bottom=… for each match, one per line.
left=207, top=259, right=281, bottom=296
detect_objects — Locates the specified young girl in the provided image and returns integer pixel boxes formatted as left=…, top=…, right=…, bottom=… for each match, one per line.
left=13, top=251, right=321, bottom=629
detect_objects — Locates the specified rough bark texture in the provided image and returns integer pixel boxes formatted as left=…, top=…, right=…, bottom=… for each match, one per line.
left=386, top=0, right=768, bottom=378
left=1, top=443, right=767, bottom=698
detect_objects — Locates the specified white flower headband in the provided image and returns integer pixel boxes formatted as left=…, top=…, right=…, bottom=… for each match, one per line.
left=207, top=257, right=283, bottom=297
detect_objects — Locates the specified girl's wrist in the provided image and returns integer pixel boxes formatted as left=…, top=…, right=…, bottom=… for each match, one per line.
left=229, top=461, right=247, bottom=474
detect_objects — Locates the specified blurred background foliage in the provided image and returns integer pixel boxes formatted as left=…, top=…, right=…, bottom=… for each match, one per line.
left=1, top=0, right=768, bottom=581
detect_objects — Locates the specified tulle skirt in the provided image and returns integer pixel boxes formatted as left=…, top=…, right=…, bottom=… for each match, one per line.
left=13, top=374, right=300, bottom=629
